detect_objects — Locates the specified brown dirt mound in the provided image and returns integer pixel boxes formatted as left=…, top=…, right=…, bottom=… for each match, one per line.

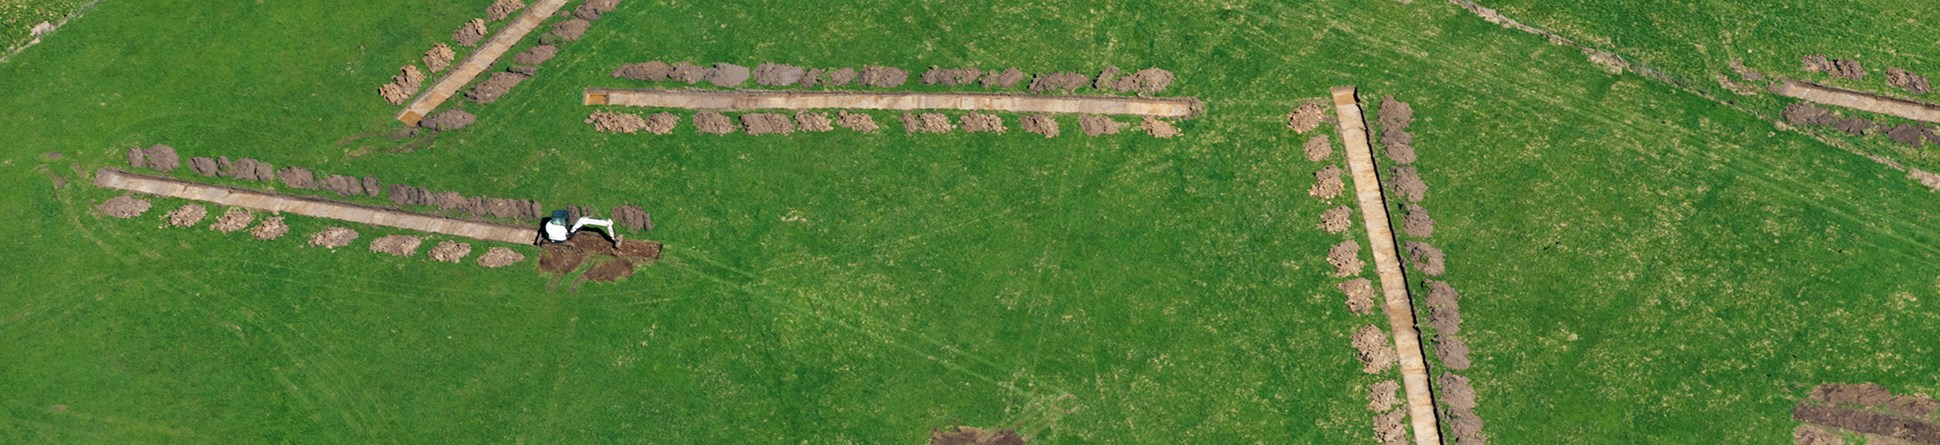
left=1783, top=102, right=1838, bottom=126
left=1373, top=407, right=1407, bottom=445
left=1020, top=114, right=1059, bottom=138
left=323, top=174, right=364, bottom=197
left=1436, top=335, right=1471, bottom=369
left=189, top=156, right=219, bottom=176
left=1114, top=68, right=1174, bottom=94
left=1439, top=372, right=1477, bottom=412
left=1425, top=279, right=1460, bottom=309
left=210, top=207, right=253, bottom=233
left=1401, top=204, right=1433, bottom=238
left=251, top=216, right=288, bottom=240
left=1094, top=66, right=1122, bottom=90
left=454, top=19, right=488, bottom=46
left=826, top=67, right=858, bottom=86
left=860, top=65, right=908, bottom=87
left=421, top=109, right=477, bottom=130
left=309, top=227, right=358, bottom=249
left=644, top=112, right=679, bottom=135
left=798, top=68, right=825, bottom=86
left=900, top=112, right=952, bottom=134
left=928, top=426, right=1026, bottom=445
left=429, top=241, right=472, bottom=263
left=1382, top=130, right=1416, bottom=164
left=587, top=110, right=650, bottom=133
left=921, top=66, right=981, bottom=86
left=144, top=144, right=179, bottom=171
left=1339, top=278, right=1375, bottom=315
left=754, top=63, right=807, bottom=86
left=1403, top=241, right=1445, bottom=276
left=1328, top=239, right=1364, bottom=277
left=1320, top=205, right=1353, bottom=234
left=278, top=166, right=316, bottom=189
left=1141, top=117, right=1179, bottom=138
left=1810, top=383, right=1898, bottom=408
left=1446, top=411, right=1486, bottom=445
left=1311, top=166, right=1345, bottom=199
left=1368, top=380, right=1401, bottom=412
left=1830, top=59, right=1866, bottom=80
left=539, top=244, right=586, bottom=273
left=1079, top=115, right=1123, bottom=136
left=837, top=110, right=878, bottom=133
left=467, top=71, right=528, bottom=104
left=669, top=62, right=709, bottom=84
left=380, top=83, right=411, bottom=105
left=165, top=204, right=207, bottom=227
left=796, top=112, right=834, bottom=132
left=1794, top=404, right=1940, bottom=444
left=1387, top=166, right=1427, bottom=202
left=694, top=111, right=734, bottom=135
left=395, top=65, right=425, bottom=91
left=425, top=44, right=456, bottom=73
left=478, top=247, right=525, bottom=268
left=574, top=0, right=618, bottom=20
left=1802, top=54, right=1830, bottom=73
left=741, top=113, right=796, bottom=135
left=1889, top=68, right=1932, bottom=94
left=981, top=67, right=1024, bottom=88
left=707, top=63, right=750, bottom=87
left=1377, top=96, right=1414, bottom=129
left=97, top=195, right=151, bottom=218
left=1289, top=102, right=1327, bottom=134
left=1832, top=117, right=1874, bottom=136
left=227, top=158, right=273, bottom=182
left=1028, top=72, right=1088, bottom=94
left=613, top=61, right=672, bottom=81
left=388, top=184, right=427, bottom=206
left=1351, top=324, right=1396, bottom=374
left=1886, top=124, right=1930, bottom=147
left=612, top=205, right=652, bottom=231
left=370, top=235, right=424, bottom=256
left=542, top=18, right=589, bottom=44
left=485, top=0, right=525, bottom=21
left=1304, top=135, right=1333, bottom=162
left=514, top=44, right=557, bottom=65
left=961, top=113, right=1004, bottom=133
left=1793, top=425, right=1844, bottom=445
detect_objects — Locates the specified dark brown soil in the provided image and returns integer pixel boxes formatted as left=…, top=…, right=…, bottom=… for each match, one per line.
left=613, top=61, right=672, bottom=81
left=1802, top=54, right=1830, bottom=73
left=539, top=244, right=586, bottom=274
left=542, top=18, right=589, bottom=44
left=929, top=426, right=1026, bottom=445
left=1339, top=278, right=1374, bottom=315
left=694, top=111, right=734, bottom=135
left=125, top=147, right=147, bottom=169
left=1311, top=166, right=1345, bottom=199
left=826, top=67, right=858, bottom=86
left=1320, top=205, right=1353, bottom=234
left=1812, top=383, right=1895, bottom=407
left=1446, top=410, right=1487, bottom=445
left=1304, top=134, right=1334, bottom=162
left=669, top=62, right=709, bottom=84
left=1832, top=117, right=1874, bottom=136
left=251, top=216, right=288, bottom=240
left=1328, top=239, right=1364, bottom=277
left=1830, top=59, right=1866, bottom=80
left=1141, top=117, right=1179, bottom=138
left=1020, top=114, right=1059, bottom=138
left=388, top=184, right=426, bottom=207
left=1382, top=129, right=1416, bottom=164
left=960, top=113, right=1004, bottom=133
left=1401, top=204, right=1434, bottom=238
left=1093, top=66, right=1121, bottom=90
left=583, top=257, right=636, bottom=282
left=1387, top=166, right=1427, bottom=202
left=370, top=235, right=424, bottom=256
left=796, top=112, right=834, bottom=133
left=478, top=247, right=525, bottom=268
left=425, top=44, right=456, bottom=73
left=587, top=111, right=650, bottom=133
left=1377, top=96, right=1414, bottom=129
left=97, top=195, right=151, bottom=218
left=421, top=110, right=477, bottom=131
left=612, top=205, right=651, bottom=231
left=920, top=67, right=981, bottom=86
left=797, top=68, right=825, bottom=86
left=278, top=166, right=316, bottom=189
left=981, top=67, right=1024, bottom=88
left=1425, top=280, right=1460, bottom=310
left=1351, top=324, right=1396, bottom=374
left=741, top=113, right=795, bottom=135
left=1439, top=372, right=1477, bottom=413
left=707, top=63, right=750, bottom=87
left=1436, top=334, right=1471, bottom=369
left=574, top=0, right=618, bottom=20
left=1027, top=71, right=1088, bottom=94
left=165, top=204, right=206, bottom=227
left=210, top=207, right=252, bottom=233
left=754, top=63, right=807, bottom=86
left=1783, top=103, right=1838, bottom=126
left=836, top=110, right=878, bottom=133
left=323, top=174, right=364, bottom=197
left=644, top=112, right=679, bottom=135
left=1793, top=425, right=1844, bottom=445
left=469, top=72, right=530, bottom=104
left=454, top=19, right=487, bottom=46
left=1403, top=241, right=1445, bottom=276
left=1889, top=68, right=1932, bottom=94
left=429, top=241, right=472, bottom=263
left=1794, top=404, right=1940, bottom=444
left=486, top=0, right=525, bottom=21
left=189, top=156, right=218, bottom=176
left=1886, top=124, right=1932, bottom=147
left=309, top=227, right=358, bottom=249
left=1289, top=102, right=1327, bottom=134
left=1368, top=380, right=1401, bottom=412
left=1373, top=407, right=1407, bottom=445
left=860, top=65, right=908, bottom=88
left=541, top=234, right=662, bottom=278
left=1114, top=68, right=1173, bottom=94
left=1078, top=115, right=1123, bottom=136
left=514, top=44, right=557, bottom=65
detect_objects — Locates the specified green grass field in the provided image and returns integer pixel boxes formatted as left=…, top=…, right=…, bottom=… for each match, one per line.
left=3, top=0, right=1940, bottom=443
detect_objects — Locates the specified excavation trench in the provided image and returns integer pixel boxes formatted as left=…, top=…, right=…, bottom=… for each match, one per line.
left=94, top=168, right=532, bottom=244
left=585, top=88, right=1205, bottom=118
left=1771, top=79, right=1940, bottom=124
left=397, top=0, right=572, bottom=124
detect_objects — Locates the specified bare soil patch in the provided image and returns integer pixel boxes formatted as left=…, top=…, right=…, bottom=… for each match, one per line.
left=425, top=44, right=456, bottom=73
left=1320, top=205, right=1353, bottom=234
left=644, top=112, right=679, bottom=134
left=165, top=204, right=207, bottom=227
left=587, top=111, right=649, bottom=133
left=467, top=72, right=529, bottom=104
left=1439, top=372, right=1477, bottom=412
left=1794, top=425, right=1844, bottom=445
left=1141, top=117, right=1179, bottom=138
left=575, top=0, right=618, bottom=20
left=706, top=63, right=750, bottom=87
left=1794, top=405, right=1940, bottom=444
left=542, top=18, right=589, bottom=44
left=1803, top=54, right=1831, bottom=73
left=1885, top=123, right=1934, bottom=147
left=837, top=111, right=879, bottom=133
left=981, top=68, right=1024, bottom=88
left=826, top=67, right=858, bottom=86
left=669, top=62, right=708, bottom=84
left=97, top=195, right=151, bottom=218
left=486, top=0, right=526, bottom=21
left=1289, top=102, right=1328, bottom=134
left=1028, top=72, right=1088, bottom=94
left=369, top=235, right=424, bottom=256
left=961, top=113, right=1004, bottom=133
left=1369, top=380, right=1401, bottom=412
left=322, top=174, right=364, bottom=197
left=189, top=157, right=218, bottom=176
left=1328, top=239, right=1364, bottom=277
left=1425, top=280, right=1460, bottom=310
left=613, top=61, right=672, bottom=81
left=860, top=65, right=908, bottom=87
left=540, top=234, right=662, bottom=280
left=1830, top=59, right=1866, bottom=80
left=1113, top=68, right=1173, bottom=94
left=741, top=113, right=795, bottom=135
left=251, top=216, right=288, bottom=240
left=915, top=113, right=954, bottom=133
left=1435, top=335, right=1471, bottom=369
left=514, top=44, right=557, bottom=66
left=1020, top=114, right=1059, bottom=138
left=1386, top=166, right=1427, bottom=202
left=922, top=67, right=982, bottom=86
left=798, top=68, right=825, bottom=86
left=1373, top=407, right=1407, bottom=445
left=421, top=110, right=477, bottom=131
left=1889, top=68, right=1932, bottom=94
left=478, top=247, right=525, bottom=268
left=1382, top=129, right=1416, bottom=164
left=1833, top=117, right=1875, bottom=136
left=1403, top=241, right=1445, bottom=276
left=1310, top=166, right=1345, bottom=199
left=454, top=19, right=488, bottom=46
left=1304, top=134, right=1332, bottom=161
left=1339, top=277, right=1375, bottom=315
left=755, top=63, right=807, bottom=86
left=1377, top=96, right=1414, bottom=129
left=1784, top=103, right=1839, bottom=126
left=796, top=112, right=834, bottom=132
left=309, top=227, right=358, bottom=249
left=429, top=241, right=472, bottom=262
left=1079, top=115, right=1123, bottom=136
left=612, top=205, right=652, bottom=231
left=929, top=426, right=1026, bottom=445
left=1401, top=204, right=1434, bottom=238
left=1094, top=66, right=1121, bottom=90
left=210, top=207, right=252, bottom=233
left=1351, top=324, right=1397, bottom=374
left=695, top=111, right=734, bottom=135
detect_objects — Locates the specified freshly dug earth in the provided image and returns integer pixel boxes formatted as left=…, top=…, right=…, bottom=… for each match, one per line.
left=921, top=66, right=982, bottom=86
left=613, top=61, right=672, bottom=81
left=860, top=65, right=908, bottom=87
left=1373, top=407, right=1407, bottom=445
left=1829, top=59, right=1866, bottom=80
left=539, top=235, right=662, bottom=279
left=1328, top=239, right=1364, bottom=277
left=421, top=110, right=477, bottom=130
left=454, top=19, right=487, bottom=47
left=754, top=63, right=807, bottom=86
left=1378, top=96, right=1414, bottom=129
left=1886, top=124, right=1932, bottom=147
left=584, top=258, right=636, bottom=282
left=741, top=113, right=795, bottom=135
left=514, top=44, right=557, bottom=66
left=323, top=174, right=364, bottom=197
left=539, top=244, right=587, bottom=274
left=1832, top=117, right=1874, bottom=136
left=574, top=0, right=619, bottom=20
left=467, top=72, right=528, bottom=104
left=644, top=112, right=679, bottom=135
left=209, top=207, right=252, bottom=233
left=1387, top=166, right=1427, bottom=202
left=1425, top=280, right=1461, bottom=311
left=1311, top=166, right=1345, bottom=199
left=1792, top=405, right=1940, bottom=444
left=1802, top=54, right=1831, bottom=73
left=425, top=44, right=455, bottom=73
left=369, top=235, right=424, bottom=256
left=587, top=111, right=650, bottom=133
left=1793, top=425, right=1844, bottom=445
left=189, top=157, right=219, bottom=176
left=380, top=82, right=412, bottom=105
left=1339, top=278, right=1375, bottom=315
left=1404, top=241, right=1446, bottom=276
left=1441, top=373, right=1487, bottom=444
left=960, top=113, right=1004, bottom=133
left=1401, top=204, right=1434, bottom=238
left=1141, top=117, right=1179, bottom=138
left=694, top=111, right=734, bottom=135
left=912, top=113, right=953, bottom=134
left=980, top=67, right=1024, bottom=88
left=1382, top=129, right=1416, bottom=164
left=485, top=0, right=525, bottom=21
left=1020, top=114, right=1059, bottom=138
left=795, top=112, right=834, bottom=133
left=1351, top=324, right=1397, bottom=374
left=1889, top=68, right=1933, bottom=94
left=612, top=205, right=652, bottom=231
left=97, top=195, right=151, bottom=218
left=1079, top=115, right=1124, bottom=136
left=309, top=227, right=358, bottom=249
left=477, top=247, right=525, bottom=268
left=165, top=204, right=207, bottom=227
left=279, top=166, right=317, bottom=189
left=1783, top=103, right=1838, bottom=126
left=1810, top=383, right=1940, bottom=418
left=1288, top=102, right=1327, bottom=133
left=826, top=67, right=858, bottom=86
left=928, top=426, right=1026, bottom=445
left=1304, top=135, right=1332, bottom=161
left=250, top=216, right=288, bottom=240
left=798, top=68, right=825, bottom=86
left=836, top=110, right=879, bottom=133
left=1368, top=380, right=1401, bottom=412
left=1111, top=68, right=1174, bottom=94
left=1436, top=335, right=1471, bottom=369
left=669, top=62, right=709, bottom=84
left=429, top=241, right=472, bottom=263
left=1319, top=205, right=1353, bottom=234
left=1028, top=72, right=1088, bottom=94
left=543, top=18, right=589, bottom=43
left=707, top=63, right=750, bottom=87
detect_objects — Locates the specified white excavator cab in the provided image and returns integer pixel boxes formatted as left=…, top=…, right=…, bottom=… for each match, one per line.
left=539, top=210, right=621, bottom=247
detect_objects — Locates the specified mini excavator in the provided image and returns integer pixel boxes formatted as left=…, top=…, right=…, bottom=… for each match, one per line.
left=537, top=210, right=622, bottom=247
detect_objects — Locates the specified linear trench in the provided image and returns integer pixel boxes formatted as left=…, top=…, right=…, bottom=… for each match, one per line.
left=1330, top=86, right=1444, bottom=445
left=396, top=0, right=572, bottom=125
left=1771, top=79, right=1940, bottom=124
left=94, top=168, right=534, bottom=244
left=585, top=88, right=1205, bottom=118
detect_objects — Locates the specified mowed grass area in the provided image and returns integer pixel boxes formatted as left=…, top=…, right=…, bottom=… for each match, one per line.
left=3, top=1, right=1940, bottom=444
